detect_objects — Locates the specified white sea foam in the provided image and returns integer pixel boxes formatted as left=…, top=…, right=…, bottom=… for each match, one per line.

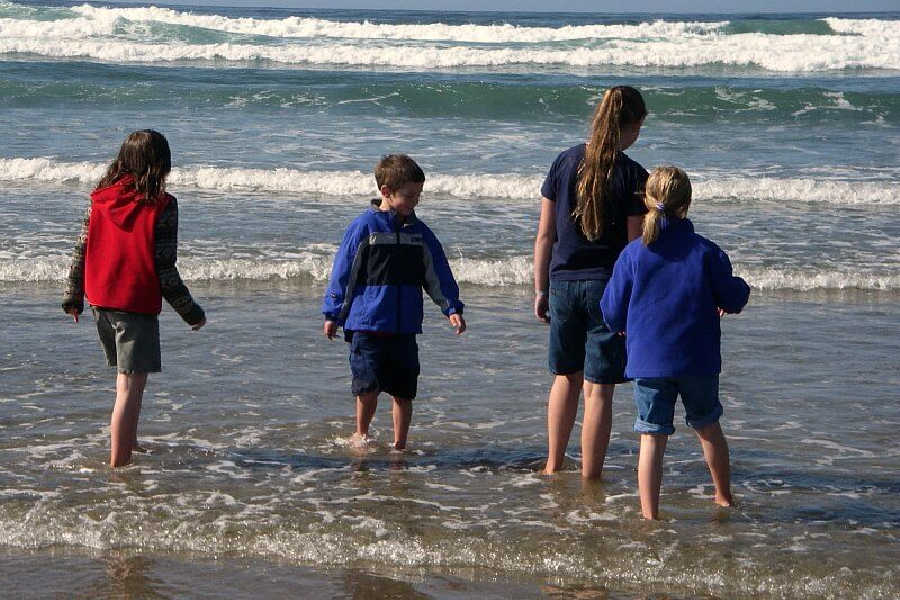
left=2, top=34, right=896, bottom=71
left=3, top=254, right=897, bottom=291
left=60, top=5, right=728, bottom=43
left=1, top=7, right=898, bottom=72
left=2, top=158, right=897, bottom=205
left=823, top=17, right=900, bottom=38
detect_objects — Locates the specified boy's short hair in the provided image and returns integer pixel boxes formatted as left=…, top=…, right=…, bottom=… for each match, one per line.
left=375, top=154, right=425, bottom=191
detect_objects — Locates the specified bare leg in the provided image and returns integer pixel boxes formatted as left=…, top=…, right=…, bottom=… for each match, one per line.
left=355, top=392, right=379, bottom=444
left=581, top=381, right=614, bottom=479
left=695, top=422, right=733, bottom=507
left=130, top=384, right=145, bottom=453
left=638, top=433, right=668, bottom=520
left=391, top=397, right=412, bottom=450
left=109, top=373, right=148, bottom=467
left=544, top=372, right=583, bottom=474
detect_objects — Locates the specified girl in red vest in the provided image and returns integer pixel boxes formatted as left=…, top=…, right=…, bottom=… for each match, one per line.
left=63, top=130, right=206, bottom=467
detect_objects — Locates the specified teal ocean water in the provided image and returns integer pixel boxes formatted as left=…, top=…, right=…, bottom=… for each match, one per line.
left=1, top=2, right=898, bottom=598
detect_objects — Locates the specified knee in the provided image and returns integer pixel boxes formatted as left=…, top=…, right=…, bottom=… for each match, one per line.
left=695, top=421, right=723, bottom=441
left=555, top=372, right=584, bottom=388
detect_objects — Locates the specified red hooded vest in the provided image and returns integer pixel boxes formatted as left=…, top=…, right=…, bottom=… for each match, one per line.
left=84, top=176, right=171, bottom=314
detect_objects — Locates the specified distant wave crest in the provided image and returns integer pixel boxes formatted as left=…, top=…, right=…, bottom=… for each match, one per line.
left=0, top=3, right=897, bottom=72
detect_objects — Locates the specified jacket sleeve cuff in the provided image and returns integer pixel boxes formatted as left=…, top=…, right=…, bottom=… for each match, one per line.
left=445, top=303, right=464, bottom=316
left=182, top=304, right=205, bottom=326
left=61, top=298, right=84, bottom=314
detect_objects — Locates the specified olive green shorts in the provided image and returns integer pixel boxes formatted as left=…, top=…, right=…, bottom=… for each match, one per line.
left=92, top=307, right=161, bottom=374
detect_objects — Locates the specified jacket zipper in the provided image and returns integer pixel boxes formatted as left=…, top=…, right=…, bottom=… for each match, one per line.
left=395, top=224, right=401, bottom=332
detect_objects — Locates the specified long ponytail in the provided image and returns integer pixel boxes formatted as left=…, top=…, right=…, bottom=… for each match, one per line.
left=642, top=166, right=692, bottom=246
left=574, top=86, right=646, bottom=241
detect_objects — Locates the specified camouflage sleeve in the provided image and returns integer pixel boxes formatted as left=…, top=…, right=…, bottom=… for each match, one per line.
left=155, top=197, right=205, bottom=325
left=61, top=204, right=91, bottom=314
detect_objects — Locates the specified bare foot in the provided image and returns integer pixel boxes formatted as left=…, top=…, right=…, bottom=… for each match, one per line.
left=714, top=493, right=734, bottom=507
left=349, top=432, right=369, bottom=450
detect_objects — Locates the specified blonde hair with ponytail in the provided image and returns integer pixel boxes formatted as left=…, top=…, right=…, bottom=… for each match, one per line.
left=573, top=86, right=647, bottom=241
left=642, top=166, right=692, bottom=246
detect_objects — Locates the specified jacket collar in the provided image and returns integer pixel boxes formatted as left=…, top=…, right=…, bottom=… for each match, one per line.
left=369, top=198, right=418, bottom=226
left=659, top=216, right=694, bottom=233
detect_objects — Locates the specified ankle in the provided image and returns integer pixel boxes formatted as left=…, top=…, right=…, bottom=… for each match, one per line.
left=714, top=491, right=734, bottom=507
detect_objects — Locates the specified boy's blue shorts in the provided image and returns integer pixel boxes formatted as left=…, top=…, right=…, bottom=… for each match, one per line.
left=349, top=332, right=419, bottom=399
left=632, top=375, right=722, bottom=435
left=548, top=278, right=626, bottom=384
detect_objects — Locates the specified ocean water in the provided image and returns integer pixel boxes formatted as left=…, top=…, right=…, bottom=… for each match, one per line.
left=1, top=1, right=899, bottom=597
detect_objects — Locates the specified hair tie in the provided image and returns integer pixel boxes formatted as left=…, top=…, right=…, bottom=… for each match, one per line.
left=655, top=203, right=665, bottom=212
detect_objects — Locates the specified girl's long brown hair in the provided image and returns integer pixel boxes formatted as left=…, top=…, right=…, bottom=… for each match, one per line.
left=96, top=129, right=172, bottom=204
left=573, top=86, right=647, bottom=241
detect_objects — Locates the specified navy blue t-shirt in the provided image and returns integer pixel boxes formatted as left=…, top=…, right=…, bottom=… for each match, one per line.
left=541, top=144, right=648, bottom=280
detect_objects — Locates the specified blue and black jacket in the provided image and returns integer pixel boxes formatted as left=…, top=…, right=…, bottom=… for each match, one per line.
left=322, top=200, right=464, bottom=335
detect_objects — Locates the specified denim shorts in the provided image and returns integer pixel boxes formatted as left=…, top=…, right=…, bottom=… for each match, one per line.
left=92, top=307, right=161, bottom=374
left=548, top=278, right=626, bottom=384
left=349, top=332, right=419, bottom=399
left=632, top=375, right=722, bottom=435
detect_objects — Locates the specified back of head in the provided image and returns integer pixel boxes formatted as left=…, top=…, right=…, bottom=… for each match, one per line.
left=374, top=153, right=425, bottom=192
left=574, top=86, right=647, bottom=241
left=96, top=129, right=172, bottom=204
left=642, top=166, right=692, bottom=246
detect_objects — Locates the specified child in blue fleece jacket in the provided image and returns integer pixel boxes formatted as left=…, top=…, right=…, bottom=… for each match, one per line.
left=322, top=154, right=466, bottom=451
left=600, top=166, right=750, bottom=520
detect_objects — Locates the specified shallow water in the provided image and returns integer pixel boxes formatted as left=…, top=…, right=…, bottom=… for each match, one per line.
left=2, top=284, right=898, bottom=598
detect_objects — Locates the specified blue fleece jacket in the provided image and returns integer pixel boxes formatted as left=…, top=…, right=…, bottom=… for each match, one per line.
left=600, top=217, right=750, bottom=378
left=322, top=202, right=463, bottom=334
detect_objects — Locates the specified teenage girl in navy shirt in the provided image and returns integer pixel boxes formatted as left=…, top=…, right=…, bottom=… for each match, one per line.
left=533, top=86, right=648, bottom=478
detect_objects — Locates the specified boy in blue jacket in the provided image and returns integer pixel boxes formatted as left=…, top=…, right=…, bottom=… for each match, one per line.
left=322, top=154, right=466, bottom=451
left=600, top=167, right=750, bottom=520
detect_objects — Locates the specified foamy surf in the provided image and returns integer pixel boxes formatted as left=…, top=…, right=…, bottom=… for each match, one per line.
left=2, top=158, right=897, bottom=205
left=1, top=2, right=897, bottom=72
left=2, top=254, right=897, bottom=292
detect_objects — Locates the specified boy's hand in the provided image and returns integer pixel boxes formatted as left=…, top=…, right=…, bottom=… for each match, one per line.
left=64, top=307, right=80, bottom=324
left=191, top=317, right=206, bottom=331
left=324, top=320, right=337, bottom=340
left=534, top=291, right=549, bottom=323
left=718, top=307, right=726, bottom=318
left=449, top=313, right=466, bottom=335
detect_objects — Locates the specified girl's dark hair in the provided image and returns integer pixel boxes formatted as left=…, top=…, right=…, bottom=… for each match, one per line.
left=96, top=129, right=172, bottom=204
left=573, top=86, right=647, bottom=241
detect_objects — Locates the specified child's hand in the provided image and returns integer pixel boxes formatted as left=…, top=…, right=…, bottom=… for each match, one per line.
left=191, top=317, right=206, bottom=331
left=64, top=307, right=80, bottom=324
left=449, top=313, right=466, bottom=335
left=534, top=291, right=550, bottom=323
left=718, top=307, right=726, bottom=318
left=324, top=320, right=337, bottom=340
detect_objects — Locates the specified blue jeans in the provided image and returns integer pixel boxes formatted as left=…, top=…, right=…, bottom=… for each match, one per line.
left=547, top=278, right=626, bottom=384
left=632, top=375, right=722, bottom=435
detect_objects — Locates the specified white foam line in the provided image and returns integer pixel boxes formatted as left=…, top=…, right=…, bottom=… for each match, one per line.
left=2, top=158, right=898, bottom=205
left=58, top=6, right=730, bottom=43
left=1, top=31, right=898, bottom=72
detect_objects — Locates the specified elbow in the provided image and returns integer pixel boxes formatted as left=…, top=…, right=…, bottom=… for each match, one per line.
left=534, top=232, right=553, bottom=247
